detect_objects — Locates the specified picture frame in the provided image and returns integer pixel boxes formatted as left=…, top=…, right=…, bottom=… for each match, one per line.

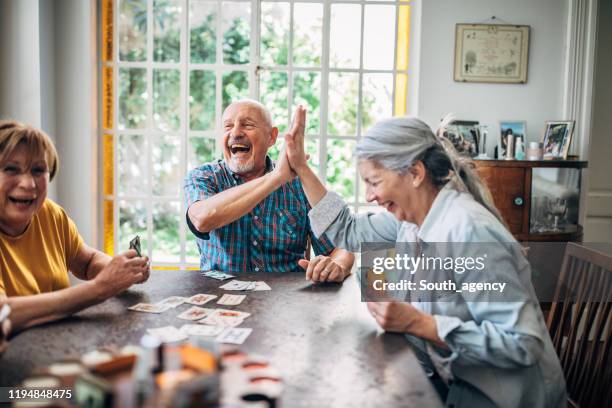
left=499, top=121, right=526, bottom=157
left=454, top=24, right=530, bottom=84
left=442, top=120, right=480, bottom=157
left=541, top=121, right=575, bottom=160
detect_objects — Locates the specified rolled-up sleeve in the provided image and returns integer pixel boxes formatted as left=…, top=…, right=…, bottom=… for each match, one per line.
left=184, top=166, right=220, bottom=240
left=308, top=191, right=400, bottom=252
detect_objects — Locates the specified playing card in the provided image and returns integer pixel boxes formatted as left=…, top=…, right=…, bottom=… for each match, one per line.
left=147, top=326, right=187, bottom=343
left=129, top=235, right=142, bottom=257
left=217, top=294, right=246, bottom=306
left=177, top=306, right=214, bottom=321
left=253, top=281, right=272, bottom=291
left=179, top=324, right=224, bottom=337
left=215, top=328, right=253, bottom=345
left=157, top=296, right=187, bottom=308
left=202, top=271, right=236, bottom=280
left=198, top=309, right=250, bottom=327
left=219, top=280, right=256, bottom=291
left=186, top=294, right=217, bottom=306
left=128, top=303, right=171, bottom=313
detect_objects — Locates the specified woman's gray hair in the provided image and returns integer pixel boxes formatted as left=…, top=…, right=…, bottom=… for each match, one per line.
left=355, top=116, right=505, bottom=225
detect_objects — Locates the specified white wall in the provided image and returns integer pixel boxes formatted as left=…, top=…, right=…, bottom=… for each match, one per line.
left=584, top=0, right=612, bottom=241
left=418, top=0, right=569, bottom=155
left=0, top=0, right=97, bottom=245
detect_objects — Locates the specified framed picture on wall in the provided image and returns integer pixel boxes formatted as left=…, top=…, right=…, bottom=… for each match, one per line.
left=454, top=24, right=530, bottom=83
left=541, top=121, right=575, bottom=159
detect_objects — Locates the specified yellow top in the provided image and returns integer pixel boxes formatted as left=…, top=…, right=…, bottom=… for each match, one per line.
left=0, top=199, right=83, bottom=296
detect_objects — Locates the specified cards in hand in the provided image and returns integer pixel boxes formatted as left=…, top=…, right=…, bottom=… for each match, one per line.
left=202, top=271, right=235, bottom=280
left=129, top=235, right=142, bottom=257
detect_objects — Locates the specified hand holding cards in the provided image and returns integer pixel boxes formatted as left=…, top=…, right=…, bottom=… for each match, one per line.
left=129, top=235, right=142, bottom=257
left=0, top=304, right=11, bottom=354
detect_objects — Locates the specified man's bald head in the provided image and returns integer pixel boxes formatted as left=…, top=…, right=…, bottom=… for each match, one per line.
left=223, top=99, right=273, bottom=129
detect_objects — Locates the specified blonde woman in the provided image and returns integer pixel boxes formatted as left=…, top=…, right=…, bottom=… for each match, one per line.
left=0, top=121, right=150, bottom=331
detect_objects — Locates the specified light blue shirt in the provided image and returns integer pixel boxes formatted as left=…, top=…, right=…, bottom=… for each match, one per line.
left=309, top=184, right=566, bottom=408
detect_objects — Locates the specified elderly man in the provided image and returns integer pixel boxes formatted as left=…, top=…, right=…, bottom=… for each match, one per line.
left=184, top=100, right=354, bottom=281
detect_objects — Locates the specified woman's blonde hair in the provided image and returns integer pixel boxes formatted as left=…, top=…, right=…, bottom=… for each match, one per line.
left=0, top=120, right=59, bottom=181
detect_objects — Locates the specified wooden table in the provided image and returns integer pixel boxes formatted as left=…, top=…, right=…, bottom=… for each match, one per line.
left=0, top=270, right=442, bottom=407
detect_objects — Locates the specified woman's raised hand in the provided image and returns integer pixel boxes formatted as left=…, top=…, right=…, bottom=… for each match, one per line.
left=285, top=105, right=310, bottom=173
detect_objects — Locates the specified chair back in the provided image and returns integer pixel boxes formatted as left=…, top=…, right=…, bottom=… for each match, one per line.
left=547, top=243, right=612, bottom=408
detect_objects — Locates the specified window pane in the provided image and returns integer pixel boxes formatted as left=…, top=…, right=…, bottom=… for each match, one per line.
left=119, top=200, right=147, bottom=254
left=119, top=68, right=147, bottom=129
left=260, top=2, right=289, bottom=66
left=153, top=201, right=180, bottom=262
left=153, top=69, right=180, bottom=131
left=185, top=226, right=201, bottom=264
left=188, top=136, right=216, bottom=169
left=363, top=5, right=396, bottom=70
left=267, top=142, right=280, bottom=162
left=153, top=0, right=181, bottom=62
left=293, top=71, right=320, bottom=134
left=189, top=70, right=216, bottom=130
left=293, top=3, right=322, bottom=67
left=330, top=4, right=361, bottom=68
left=152, top=134, right=181, bottom=197
left=119, top=0, right=147, bottom=61
left=190, top=1, right=217, bottom=63
left=259, top=71, right=288, bottom=133
left=362, top=73, right=393, bottom=133
left=118, top=134, right=147, bottom=196
left=222, top=2, right=251, bottom=65
left=326, top=139, right=356, bottom=200
left=328, top=72, right=358, bottom=136
left=222, top=71, right=249, bottom=110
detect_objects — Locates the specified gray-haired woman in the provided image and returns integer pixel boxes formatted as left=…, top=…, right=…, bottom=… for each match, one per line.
left=278, top=107, right=566, bottom=408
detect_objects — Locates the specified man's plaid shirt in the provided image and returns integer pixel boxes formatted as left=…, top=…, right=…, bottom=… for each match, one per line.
left=184, top=157, right=335, bottom=273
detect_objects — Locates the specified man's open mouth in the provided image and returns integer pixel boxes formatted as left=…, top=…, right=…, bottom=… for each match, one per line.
left=229, top=143, right=252, bottom=155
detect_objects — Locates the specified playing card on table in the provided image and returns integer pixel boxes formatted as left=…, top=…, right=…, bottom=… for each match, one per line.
left=217, top=294, right=246, bottom=306
left=180, top=324, right=224, bottom=337
left=202, top=271, right=236, bottom=280
left=253, top=281, right=272, bottom=291
left=177, top=306, right=214, bottom=321
left=199, top=309, right=250, bottom=327
left=219, top=280, right=256, bottom=291
left=147, top=326, right=187, bottom=343
left=128, top=303, right=171, bottom=313
left=157, top=296, right=187, bottom=308
left=186, top=293, right=217, bottom=306
left=216, top=328, right=253, bottom=345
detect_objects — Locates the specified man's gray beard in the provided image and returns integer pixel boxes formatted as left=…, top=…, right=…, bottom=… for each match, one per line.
left=227, top=157, right=255, bottom=175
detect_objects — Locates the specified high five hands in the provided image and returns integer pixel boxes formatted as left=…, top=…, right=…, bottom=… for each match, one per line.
left=274, top=106, right=310, bottom=182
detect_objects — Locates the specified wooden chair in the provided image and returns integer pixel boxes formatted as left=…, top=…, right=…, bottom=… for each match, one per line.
left=546, top=243, right=612, bottom=408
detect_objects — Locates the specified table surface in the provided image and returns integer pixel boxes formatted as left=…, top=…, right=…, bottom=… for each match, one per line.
left=1, top=271, right=442, bottom=407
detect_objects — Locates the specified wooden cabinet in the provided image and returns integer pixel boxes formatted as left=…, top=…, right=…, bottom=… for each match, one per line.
left=473, top=159, right=587, bottom=241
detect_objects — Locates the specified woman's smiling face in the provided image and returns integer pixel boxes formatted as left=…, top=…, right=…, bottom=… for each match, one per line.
left=0, top=144, right=49, bottom=236
left=358, top=159, right=419, bottom=223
